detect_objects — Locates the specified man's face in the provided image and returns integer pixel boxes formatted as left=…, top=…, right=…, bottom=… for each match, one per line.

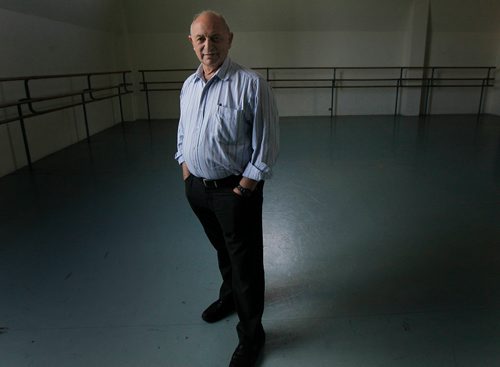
left=189, top=14, right=233, bottom=72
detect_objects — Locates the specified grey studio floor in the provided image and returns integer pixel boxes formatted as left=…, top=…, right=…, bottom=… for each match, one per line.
left=1, top=115, right=499, bottom=367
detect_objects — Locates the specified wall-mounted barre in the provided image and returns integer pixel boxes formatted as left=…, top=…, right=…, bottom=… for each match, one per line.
left=0, top=71, right=133, bottom=169
left=138, top=66, right=495, bottom=120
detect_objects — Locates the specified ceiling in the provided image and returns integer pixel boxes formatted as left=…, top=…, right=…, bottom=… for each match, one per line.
left=122, top=0, right=415, bottom=33
left=0, top=0, right=123, bottom=31
left=0, top=0, right=498, bottom=34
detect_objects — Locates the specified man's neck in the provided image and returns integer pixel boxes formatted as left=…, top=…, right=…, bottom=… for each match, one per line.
left=202, top=59, right=226, bottom=81
left=203, top=67, right=218, bottom=81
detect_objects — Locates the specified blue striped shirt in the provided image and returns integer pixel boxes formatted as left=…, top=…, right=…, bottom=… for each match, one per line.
left=175, top=58, right=279, bottom=181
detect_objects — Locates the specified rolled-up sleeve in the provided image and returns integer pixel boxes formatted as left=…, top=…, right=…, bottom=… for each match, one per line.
left=174, top=87, right=186, bottom=165
left=242, top=78, right=280, bottom=181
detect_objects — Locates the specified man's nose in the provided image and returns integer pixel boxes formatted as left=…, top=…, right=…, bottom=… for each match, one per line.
left=204, top=38, right=214, bottom=49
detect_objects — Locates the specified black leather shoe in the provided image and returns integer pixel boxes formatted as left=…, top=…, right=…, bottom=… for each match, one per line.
left=201, top=299, right=235, bottom=323
left=229, top=339, right=265, bottom=367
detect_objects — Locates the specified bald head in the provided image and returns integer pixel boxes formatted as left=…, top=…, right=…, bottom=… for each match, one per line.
left=190, top=10, right=231, bottom=35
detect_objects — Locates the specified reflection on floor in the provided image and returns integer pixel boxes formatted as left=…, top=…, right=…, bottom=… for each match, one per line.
left=1, top=115, right=499, bottom=367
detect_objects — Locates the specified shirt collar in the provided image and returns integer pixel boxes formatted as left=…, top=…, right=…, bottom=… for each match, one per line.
left=194, top=57, right=232, bottom=82
left=216, top=57, right=232, bottom=81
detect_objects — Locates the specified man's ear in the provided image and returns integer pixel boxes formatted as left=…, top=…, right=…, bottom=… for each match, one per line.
left=188, top=35, right=193, bottom=45
left=228, top=32, right=234, bottom=47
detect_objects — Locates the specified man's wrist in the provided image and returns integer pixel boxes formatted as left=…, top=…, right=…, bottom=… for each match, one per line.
left=235, top=185, right=253, bottom=198
left=181, top=162, right=191, bottom=180
left=238, top=177, right=258, bottom=191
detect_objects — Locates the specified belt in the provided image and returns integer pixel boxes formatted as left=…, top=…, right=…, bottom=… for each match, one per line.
left=193, top=175, right=241, bottom=189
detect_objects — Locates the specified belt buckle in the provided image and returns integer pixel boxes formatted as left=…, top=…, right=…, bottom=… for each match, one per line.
left=202, top=178, right=217, bottom=188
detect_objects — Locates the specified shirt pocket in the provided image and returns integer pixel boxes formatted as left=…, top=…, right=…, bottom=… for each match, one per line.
left=215, top=105, right=248, bottom=145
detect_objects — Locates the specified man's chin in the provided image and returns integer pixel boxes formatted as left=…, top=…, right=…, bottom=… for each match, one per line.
left=203, top=59, right=223, bottom=69
left=203, top=57, right=219, bottom=64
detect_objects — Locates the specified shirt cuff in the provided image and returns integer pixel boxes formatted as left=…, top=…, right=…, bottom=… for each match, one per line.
left=174, top=152, right=184, bottom=166
left=243, top=162, right=272, bottom=181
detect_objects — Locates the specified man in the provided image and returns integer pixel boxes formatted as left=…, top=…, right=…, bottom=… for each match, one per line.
left=175, top=10, right=279, bottom=367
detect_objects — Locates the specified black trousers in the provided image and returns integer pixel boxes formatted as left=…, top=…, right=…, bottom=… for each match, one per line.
left=185, top=175, right=265, bottom=345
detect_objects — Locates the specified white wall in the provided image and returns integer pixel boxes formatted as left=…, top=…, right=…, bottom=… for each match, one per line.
left=425, top=31, right=498, bottom=114
left=129, top=29, right=407, bottom=118
left=487, top=35, right=500, bottom=116
left=425, top=0, right=500, bottom=114
left=123, top=0, right=500, bottom=119
left=0, top=3, right=132, bottom=177
left=430, top=0, right=500, bottom=114
left=125, top=0, right=414, bottom=118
